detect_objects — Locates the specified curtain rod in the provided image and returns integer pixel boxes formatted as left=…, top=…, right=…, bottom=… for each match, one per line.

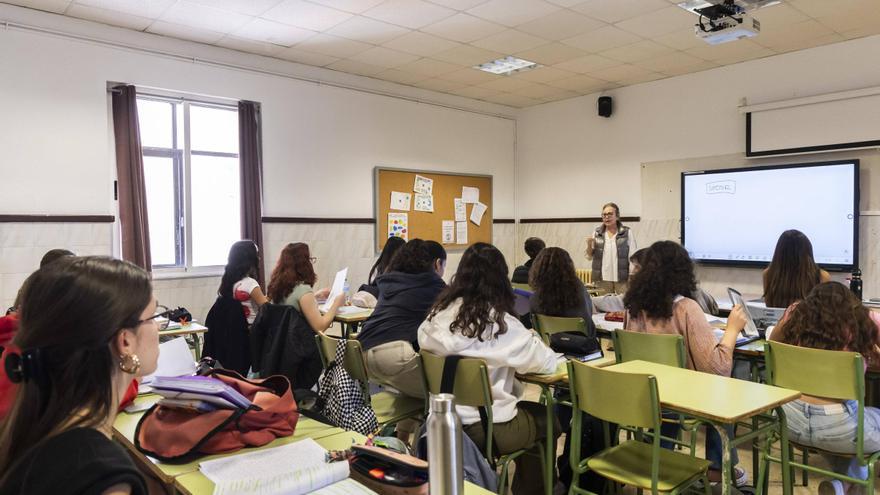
left=3, top=19, right=516, bottom=122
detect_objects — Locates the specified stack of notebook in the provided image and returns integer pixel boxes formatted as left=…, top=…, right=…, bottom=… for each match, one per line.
left=151, top=375, right=252, bottom=413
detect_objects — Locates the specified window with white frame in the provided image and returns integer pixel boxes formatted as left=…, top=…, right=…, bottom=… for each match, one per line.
left=136, top=96, right=241, bottom=271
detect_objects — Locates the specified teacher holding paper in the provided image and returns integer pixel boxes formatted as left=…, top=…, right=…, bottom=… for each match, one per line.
left=585, top=202, right=637, bottom=294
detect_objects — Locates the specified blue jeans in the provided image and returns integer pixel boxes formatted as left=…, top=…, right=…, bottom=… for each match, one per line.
left=783, top=400, right=880, bottom=480
left=661, top=415, right=739, bottom=470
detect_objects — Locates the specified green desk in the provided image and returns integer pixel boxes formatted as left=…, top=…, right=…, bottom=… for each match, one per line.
left=333, top=308, right=372, bottom=338
left=606, top=360, right=801, bottom=495
left=159, top=323, right=208, bottom=359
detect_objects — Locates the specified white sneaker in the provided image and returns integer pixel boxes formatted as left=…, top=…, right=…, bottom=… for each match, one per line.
left=818, top=479, right=846, bottom=495
left=733, top=467, right=749, bottom=488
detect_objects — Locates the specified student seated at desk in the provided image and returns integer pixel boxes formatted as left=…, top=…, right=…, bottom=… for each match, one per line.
left=511, top=237, right=544, bottom=284
left=530, top=247, right=597, bottom=340
left=624, top=241, right=750, bottom=486
left=267, top=243, right=343, bottom=332
left=419, top=242, right=561, bottom=495
left=770, top=282, right=880, bottom=494
left=357, top=239, right=446, bottom=399
left=358, top=236, right=405, bottom=298
left=763, top=229, right=831, bottom=308
left=221, top=240, right=268, bottom=326
left=0, top=257, right=158, bottom=495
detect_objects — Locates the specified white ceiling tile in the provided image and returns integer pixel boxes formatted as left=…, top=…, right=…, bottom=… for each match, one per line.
left=812, top=6, right=880, bottom=34
left=481, top=92, right=541, bottom=107
left=374, top=68, right=429, bottom=84
left=471, top=29, right=549, bottom=53
left=326, top=58, right=388, bottom=75
left=294, top=32, right=373, bottom=57
left=147, top=20, right=226, bottom=44
left=654, top=28, right=705, bottom=51
left=188, top=0, right=283, bottom=16
left=159, top=1, right=252, bottom=33
left=476, top=76, right=538, bottom=92
left=421, top=13, right=507, bottom=42
left=516, top=9, right=605, bottom=41
left=766, top=33, right=847, bottom=54
left=753, top=19, right=835, bottom=51
left=262, top=0, right=353, bottom=31
left=215, top=35, right=287, bottom=55
left=233, top=18, right=315, bottom=46
left=617, top=71, right=665, bottom=85
left=545, top=74, right=608, bottom=92
left=571, top=0, right=669, bottom=24
left=466, top=0, right=560, bottom=27
left=515, top=42, right=589, bottom=65
left=659, top=59, right=718, bottom=76
left=510, top=82, right=575, bottom=99
left=437, top=67, right=500, bottom=84
left=3, top=0, right=71, bottom=14
left=544, top=0, right=585, bottom=7
left=749, top=3, right=810, bottom=29
left=451, top=85, right=498, bottom=99
left=561, top=26, right=642, bottom=52
left=65, top=3, right=152, bottom=30
left=396, top=58, right=463, bottom=76
left=553, top=54, right=622, bottom=73
left=615, top=6, right=695, bottom=38
left=276, top=45, right=341, bottom=65
left=72, top=0, right=175, bottom=19
left=510, top=65, right=576, bottom=82
left=685, top=39, right=775, bottom=65
left=426, top=0, right=490, bottom=9
left=633, top=50, right=706, bottom=72
left=307, top=0, right=386, bottom=13
left=590, top=63, right=654, bottom=82
left=382, top=31, right=461, bottom=56
left=353, top=46, right=421, bottom=67
left=539, top=90, right=580, bottom=103
left=412, top=78, right=468, bottom=92
left=431, top=44, right=503, bottom=65
left=327, top=16, right=410, bottom=44
left=841, top=25, right=880, bottom=40
left=363, top=0, right=456, bottom=29
left=787, top=0, right=861, bottom=19
left=599, top=40, right=673, bottom=63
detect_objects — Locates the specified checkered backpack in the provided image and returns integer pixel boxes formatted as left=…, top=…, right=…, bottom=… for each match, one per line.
left=317, top=338, right=379, bottom=435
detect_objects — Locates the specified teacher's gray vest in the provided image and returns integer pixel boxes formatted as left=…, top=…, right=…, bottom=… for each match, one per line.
left=591, top=225, right=631, bottom=282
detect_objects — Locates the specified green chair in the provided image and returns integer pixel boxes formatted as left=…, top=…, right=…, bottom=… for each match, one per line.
left=511, top=282, right=532, bottom=292
left=566, top=360, right=712, bottom=495
left=759, top=341, right=880, bottom=494
left=532, top=314, right=588, bottom=347
left=314, top=334, right=423, bottom=428
left=419, top=350, right=546, bottom=494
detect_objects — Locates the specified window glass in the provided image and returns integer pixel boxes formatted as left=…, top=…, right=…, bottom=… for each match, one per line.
left=137, top=99, right=173, bottom=149
left=191, top=155, right=240, bottom=267
left=143, top=155, right=177, bottom=266
left=190, top=105, right=239, bottom=154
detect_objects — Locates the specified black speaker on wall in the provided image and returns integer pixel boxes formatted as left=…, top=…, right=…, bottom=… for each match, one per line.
left=598, top=96, right=613, bottom=118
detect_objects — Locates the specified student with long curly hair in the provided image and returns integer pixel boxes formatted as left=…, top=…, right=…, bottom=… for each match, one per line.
left=267, top=243, right=343, bottom=333
left=529, top=247, right=596, bottom=339
left=763, top=229, right=831, bottom=308
left=770, top=282, right=880, bottom=494
left=624, top=240, right=749, bottom=486
left=419, top=243, right=561, bottom=495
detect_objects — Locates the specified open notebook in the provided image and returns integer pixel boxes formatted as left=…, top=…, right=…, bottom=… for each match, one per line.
left=200, top=438, right=376, bottom=495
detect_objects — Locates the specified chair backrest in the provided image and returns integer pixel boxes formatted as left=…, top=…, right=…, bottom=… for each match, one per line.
left=511, top=282, right=532, bottom=292
left=612, top=330, right=686, bottom=368
left=315, top=333, right=370, bottom=384
left=532, top=314, right=587, bottom=345
left=419, top=350, right=493, bottom=409
left=765, top=341, right=862, bottom=401
left=567, top=359, right=659, bottom=430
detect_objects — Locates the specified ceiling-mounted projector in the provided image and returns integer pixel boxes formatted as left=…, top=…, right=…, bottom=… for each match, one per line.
left=677, top=0, right=779, bottom=44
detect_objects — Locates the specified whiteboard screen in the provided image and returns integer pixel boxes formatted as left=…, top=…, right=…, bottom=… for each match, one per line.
left=681, top=161, right=858, bottom=270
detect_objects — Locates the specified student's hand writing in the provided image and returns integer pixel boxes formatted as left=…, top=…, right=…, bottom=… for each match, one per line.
left=726, top=305, right=748, bottom=334
left=314, top=287, right=331, bottom=300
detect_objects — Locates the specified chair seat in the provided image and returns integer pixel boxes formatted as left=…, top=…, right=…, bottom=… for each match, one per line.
left=371, top=391, right=423, bottom=424
left=587, top=440, right=711, bottom=492
left=789, top=440, right=870, bottom=459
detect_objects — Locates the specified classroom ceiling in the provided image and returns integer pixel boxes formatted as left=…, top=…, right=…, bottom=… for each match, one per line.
left=6, top=0, right=880, bottom=108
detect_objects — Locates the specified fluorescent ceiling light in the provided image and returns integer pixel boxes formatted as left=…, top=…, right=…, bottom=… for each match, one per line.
left=474, top=56, right=539, bottom=75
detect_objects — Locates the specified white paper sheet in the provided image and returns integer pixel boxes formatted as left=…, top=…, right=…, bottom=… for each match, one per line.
left=321, top=268, right=348, bottom=312
left=141, top=337, right=197, bottom=384
left=469, top=201, right=487, bottom=226
left=442, top=220, right=455, bottom=244
left=387, top=213, right=408, bottom=240
left=461, top=186, right=479, bottom=204
left=389, top=191, right=411, bottom=211
left=454, top=198, right=466, bottom=222
left=413, top=175, right=433, bottom=195
left=456, top=221, right=468, bottom=245
left=414, top=193, right=434, bottom=212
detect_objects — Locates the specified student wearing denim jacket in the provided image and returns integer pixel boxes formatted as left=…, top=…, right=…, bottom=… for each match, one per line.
left=770, top=281, right=880, bottom=495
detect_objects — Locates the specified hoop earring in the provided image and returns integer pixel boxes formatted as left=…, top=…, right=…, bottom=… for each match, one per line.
left=119, top=354, right=141, bottom=374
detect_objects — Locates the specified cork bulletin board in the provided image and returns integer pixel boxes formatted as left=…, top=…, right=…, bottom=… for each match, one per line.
left=374, top=167, right=493, bottom=252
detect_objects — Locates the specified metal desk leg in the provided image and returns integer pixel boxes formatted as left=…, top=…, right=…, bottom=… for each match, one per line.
left=193, top=334, right=202, bottom=360
left=777, top=406, right=792, bottom=495
left=714, top=423, right=733, bottom=495
left=542, top=385, right=554, bottom=495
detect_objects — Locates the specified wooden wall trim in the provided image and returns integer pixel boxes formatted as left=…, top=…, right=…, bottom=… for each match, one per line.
left=519, top=216, right=641, bottom=224
left=0, top=215, right=115, bottom=223
left=262, top=217, right=517, bottom=224
left=493, top=218, right=515, bottom=224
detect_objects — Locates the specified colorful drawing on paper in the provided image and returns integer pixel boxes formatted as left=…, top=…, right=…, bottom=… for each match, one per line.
left=454, top=198, right=466, bottom=222
left=441, top=220, right=454, bottom=244
left=390, top=191, right=411, bottom=211
left=414, top=194, right=434, bottom=212
left=414, top=175, right=433, bottom=195
left=388, top=213, right=408, bottom=241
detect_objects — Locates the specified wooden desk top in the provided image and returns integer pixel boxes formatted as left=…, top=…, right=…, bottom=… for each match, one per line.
left=518, top=355, right=615, bottom=385
left=606, top=360, right=800, bottom=423
left=333, top=307, right=373, bottom=323
left=159, top=323, right=208, bottom=337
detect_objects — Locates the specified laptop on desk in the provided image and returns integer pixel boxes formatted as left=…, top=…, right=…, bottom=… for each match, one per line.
left=726, top=288, right=762, bottom=346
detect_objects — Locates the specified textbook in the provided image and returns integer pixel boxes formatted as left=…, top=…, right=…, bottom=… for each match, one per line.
left=151, top=376, right=251, bottom=409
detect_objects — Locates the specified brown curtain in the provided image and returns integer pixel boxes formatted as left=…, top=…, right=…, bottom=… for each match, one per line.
left=239, top=100, right=265, bottom=287
left=112, top=85, right=152, bottom=271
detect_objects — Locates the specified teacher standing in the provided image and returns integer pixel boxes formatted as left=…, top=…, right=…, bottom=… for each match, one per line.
left=585, top=202, right=637, bottom=294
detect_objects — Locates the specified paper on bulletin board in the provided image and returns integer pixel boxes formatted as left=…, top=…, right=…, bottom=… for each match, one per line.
left=389, top=191, right=411, bottom=211
left=414, top=194, right=434, bottom=212
left=461, top=186, right=479, bottom=204
left=414, top=175, right=433, bottom=195
left=454, top=198, right=466, bottom=222
left=469, top=201, right=487, bottom=226
left=388, top=213, right=408, bottom=241
left=441, top=221, right=454, bottom=244
left=456, top=222, right=468, bottom=245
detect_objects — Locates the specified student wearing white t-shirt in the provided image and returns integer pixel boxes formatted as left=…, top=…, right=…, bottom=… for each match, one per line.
left=219, top=240, right=268, bottom=325
left=585, top=202, right=636, bottom=294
